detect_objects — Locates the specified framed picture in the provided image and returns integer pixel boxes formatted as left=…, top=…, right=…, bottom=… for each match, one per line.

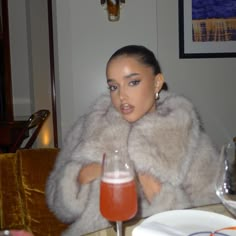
left=178, top=0, right=236, bottom=58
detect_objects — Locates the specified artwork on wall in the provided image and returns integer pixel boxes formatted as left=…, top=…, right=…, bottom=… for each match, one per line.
left=179, top=0, right=236, bottom=58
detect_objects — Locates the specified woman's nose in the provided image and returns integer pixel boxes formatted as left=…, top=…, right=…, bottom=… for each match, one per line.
left=119, top=87, right=127, bottom=100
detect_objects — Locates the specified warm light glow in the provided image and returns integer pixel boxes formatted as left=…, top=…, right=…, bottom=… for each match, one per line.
left=43, top=131, right=50, bottom=145
left=40, top=127, right=51, bottom=146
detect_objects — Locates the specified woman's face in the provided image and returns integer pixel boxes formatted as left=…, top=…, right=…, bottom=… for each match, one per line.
left=106, top=56, right=163, bottom=123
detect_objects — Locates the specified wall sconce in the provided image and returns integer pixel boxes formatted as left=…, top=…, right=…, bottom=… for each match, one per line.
left=101, top=0, right=125, bottom=22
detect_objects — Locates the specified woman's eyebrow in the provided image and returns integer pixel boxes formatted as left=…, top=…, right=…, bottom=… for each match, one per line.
left=107, top=73, right=140, bottom=83
left=107, top=79, right=114, bottom=83
left=124, top=72, right=140, bottom=79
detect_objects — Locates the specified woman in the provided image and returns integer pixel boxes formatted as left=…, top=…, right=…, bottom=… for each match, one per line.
left=46, top=45, right=221, bottom=236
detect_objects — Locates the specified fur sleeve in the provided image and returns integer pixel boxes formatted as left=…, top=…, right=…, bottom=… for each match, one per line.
left=46, top=116, right=90, bottom=223
left=128, top=95, right=201, bottom=186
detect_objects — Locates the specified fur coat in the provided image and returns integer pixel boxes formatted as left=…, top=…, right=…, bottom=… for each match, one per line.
left=46, top=91, right=221, bottom=236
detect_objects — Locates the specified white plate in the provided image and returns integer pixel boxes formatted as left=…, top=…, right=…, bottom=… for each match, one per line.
left=132, top=209, right=236, bottom=236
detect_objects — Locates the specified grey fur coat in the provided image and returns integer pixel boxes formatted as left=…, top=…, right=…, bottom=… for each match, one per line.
left=46, top=91, right=221, bottom=236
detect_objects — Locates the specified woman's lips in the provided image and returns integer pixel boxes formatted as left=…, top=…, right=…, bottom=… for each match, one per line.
left=120, top=103, right=134, bottom=114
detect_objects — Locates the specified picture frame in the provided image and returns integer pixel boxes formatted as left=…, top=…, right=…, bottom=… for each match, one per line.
left=178, top=0, right=236, bottom=58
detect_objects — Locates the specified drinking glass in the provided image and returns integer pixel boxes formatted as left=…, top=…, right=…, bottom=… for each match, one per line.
left=216, top=140, right=236, bottom=216
left=100, top=150, right=138, bottom=236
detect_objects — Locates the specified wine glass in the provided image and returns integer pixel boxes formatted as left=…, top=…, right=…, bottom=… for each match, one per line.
left=100, top=150, right=138, bottom=236
left=216, top=140, right=236, bottom=216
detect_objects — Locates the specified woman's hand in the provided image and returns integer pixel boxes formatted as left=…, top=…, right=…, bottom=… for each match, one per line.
left=78, top=163, right=102, bottom=184
left=138, top=173, right=161, bottom=203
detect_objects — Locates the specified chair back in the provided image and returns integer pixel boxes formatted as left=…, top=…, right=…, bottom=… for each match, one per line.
left=9, top=110, right=50, bottom=153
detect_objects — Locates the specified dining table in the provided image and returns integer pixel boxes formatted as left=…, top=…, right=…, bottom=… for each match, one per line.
left=85, top=203, right=235, bottom=236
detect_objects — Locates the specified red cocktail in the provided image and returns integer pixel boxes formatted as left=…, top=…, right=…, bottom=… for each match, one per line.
left=100, top=171, right=137, bottom=221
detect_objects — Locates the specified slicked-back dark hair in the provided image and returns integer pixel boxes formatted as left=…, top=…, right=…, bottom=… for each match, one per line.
left=107, top=45, right=162, bottom=75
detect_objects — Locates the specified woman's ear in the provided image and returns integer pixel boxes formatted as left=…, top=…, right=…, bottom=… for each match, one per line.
left=154, top=73, right=165, bottom=92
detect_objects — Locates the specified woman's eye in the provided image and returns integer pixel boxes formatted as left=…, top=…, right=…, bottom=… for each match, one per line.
left=129, top=80, right=140, bottom=86
left=108, top=85, right=117, bottom=91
